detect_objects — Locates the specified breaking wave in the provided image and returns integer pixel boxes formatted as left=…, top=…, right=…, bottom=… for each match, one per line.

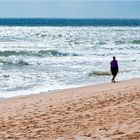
left=0, top=50, right=79, bottom=57
left=88, top=69, right=138, bottom=77
left=88, top=70, right=111, bottom=76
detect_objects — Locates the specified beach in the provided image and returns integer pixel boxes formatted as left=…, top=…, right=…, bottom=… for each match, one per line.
left=0, top=78, right=140, bottom=139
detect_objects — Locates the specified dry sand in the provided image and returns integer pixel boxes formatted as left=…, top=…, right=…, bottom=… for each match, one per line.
left=0, top=78, right=140, bottom=140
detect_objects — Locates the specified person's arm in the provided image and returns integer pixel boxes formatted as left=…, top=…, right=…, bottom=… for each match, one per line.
left=110, top=62, right=112, bottom=71
left=117, top=61, right=119, bottom=72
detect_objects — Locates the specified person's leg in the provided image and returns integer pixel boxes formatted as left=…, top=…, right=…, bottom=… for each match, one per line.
left=113, top=75, right=116, bottom=82
left=111, top=69, right=117, bottom=83
left=112, top=75, right=116, bottom=83
left=112, top=76, right=114, bottom=82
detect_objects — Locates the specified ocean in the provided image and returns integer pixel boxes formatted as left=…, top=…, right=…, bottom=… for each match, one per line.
left=0, top=18, right=140, bottom=98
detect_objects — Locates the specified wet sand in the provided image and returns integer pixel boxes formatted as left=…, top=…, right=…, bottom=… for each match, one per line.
left=0, top=78, right=140, bottom=139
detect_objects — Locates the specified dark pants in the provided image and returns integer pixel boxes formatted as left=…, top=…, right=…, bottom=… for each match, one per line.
left=111, top=68, right=118, bottom=76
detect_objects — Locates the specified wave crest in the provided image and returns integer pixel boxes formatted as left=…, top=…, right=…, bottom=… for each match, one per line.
left=0, top=50, right=79, bottom=57
left=88, top=70, right=111, bottom=76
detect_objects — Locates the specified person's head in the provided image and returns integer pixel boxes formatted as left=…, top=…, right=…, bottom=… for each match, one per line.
left=113, top=56, right=116, bottom=60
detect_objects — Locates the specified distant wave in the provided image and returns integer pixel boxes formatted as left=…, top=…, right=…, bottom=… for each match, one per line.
left=115, top=40, right=126, bottom=45
left=0, top=50, right=79, bottom=57
left=131, top=40, right=140, bottom=44
left=115, top=40, right=140, bottom=45
left=0, top=59, right=29, bottom=66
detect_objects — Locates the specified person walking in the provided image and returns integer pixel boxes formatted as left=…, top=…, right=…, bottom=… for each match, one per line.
left=110, top=56, right=119, bottom=83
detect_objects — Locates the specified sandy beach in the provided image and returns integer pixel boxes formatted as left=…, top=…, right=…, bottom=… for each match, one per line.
left=0, top=78, right=140, bottom=140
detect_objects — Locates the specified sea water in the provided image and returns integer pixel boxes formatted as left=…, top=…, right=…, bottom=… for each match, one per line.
left=0, top=18, right=140, bottom=98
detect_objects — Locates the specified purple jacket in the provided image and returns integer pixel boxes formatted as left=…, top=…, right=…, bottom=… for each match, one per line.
left=110, top=60, right=119, bottom=70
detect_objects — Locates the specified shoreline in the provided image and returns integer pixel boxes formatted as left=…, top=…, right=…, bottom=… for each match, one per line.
left=0, top=78, right=140, bottom=139
left=1, top=77, right=138, bottom=101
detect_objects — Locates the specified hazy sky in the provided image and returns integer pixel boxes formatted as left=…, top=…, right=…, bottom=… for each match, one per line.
left=0, top=0, right=140, bottom=18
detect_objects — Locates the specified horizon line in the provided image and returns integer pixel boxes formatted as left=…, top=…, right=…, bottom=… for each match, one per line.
left=0, top=17, right=140, bottom=20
